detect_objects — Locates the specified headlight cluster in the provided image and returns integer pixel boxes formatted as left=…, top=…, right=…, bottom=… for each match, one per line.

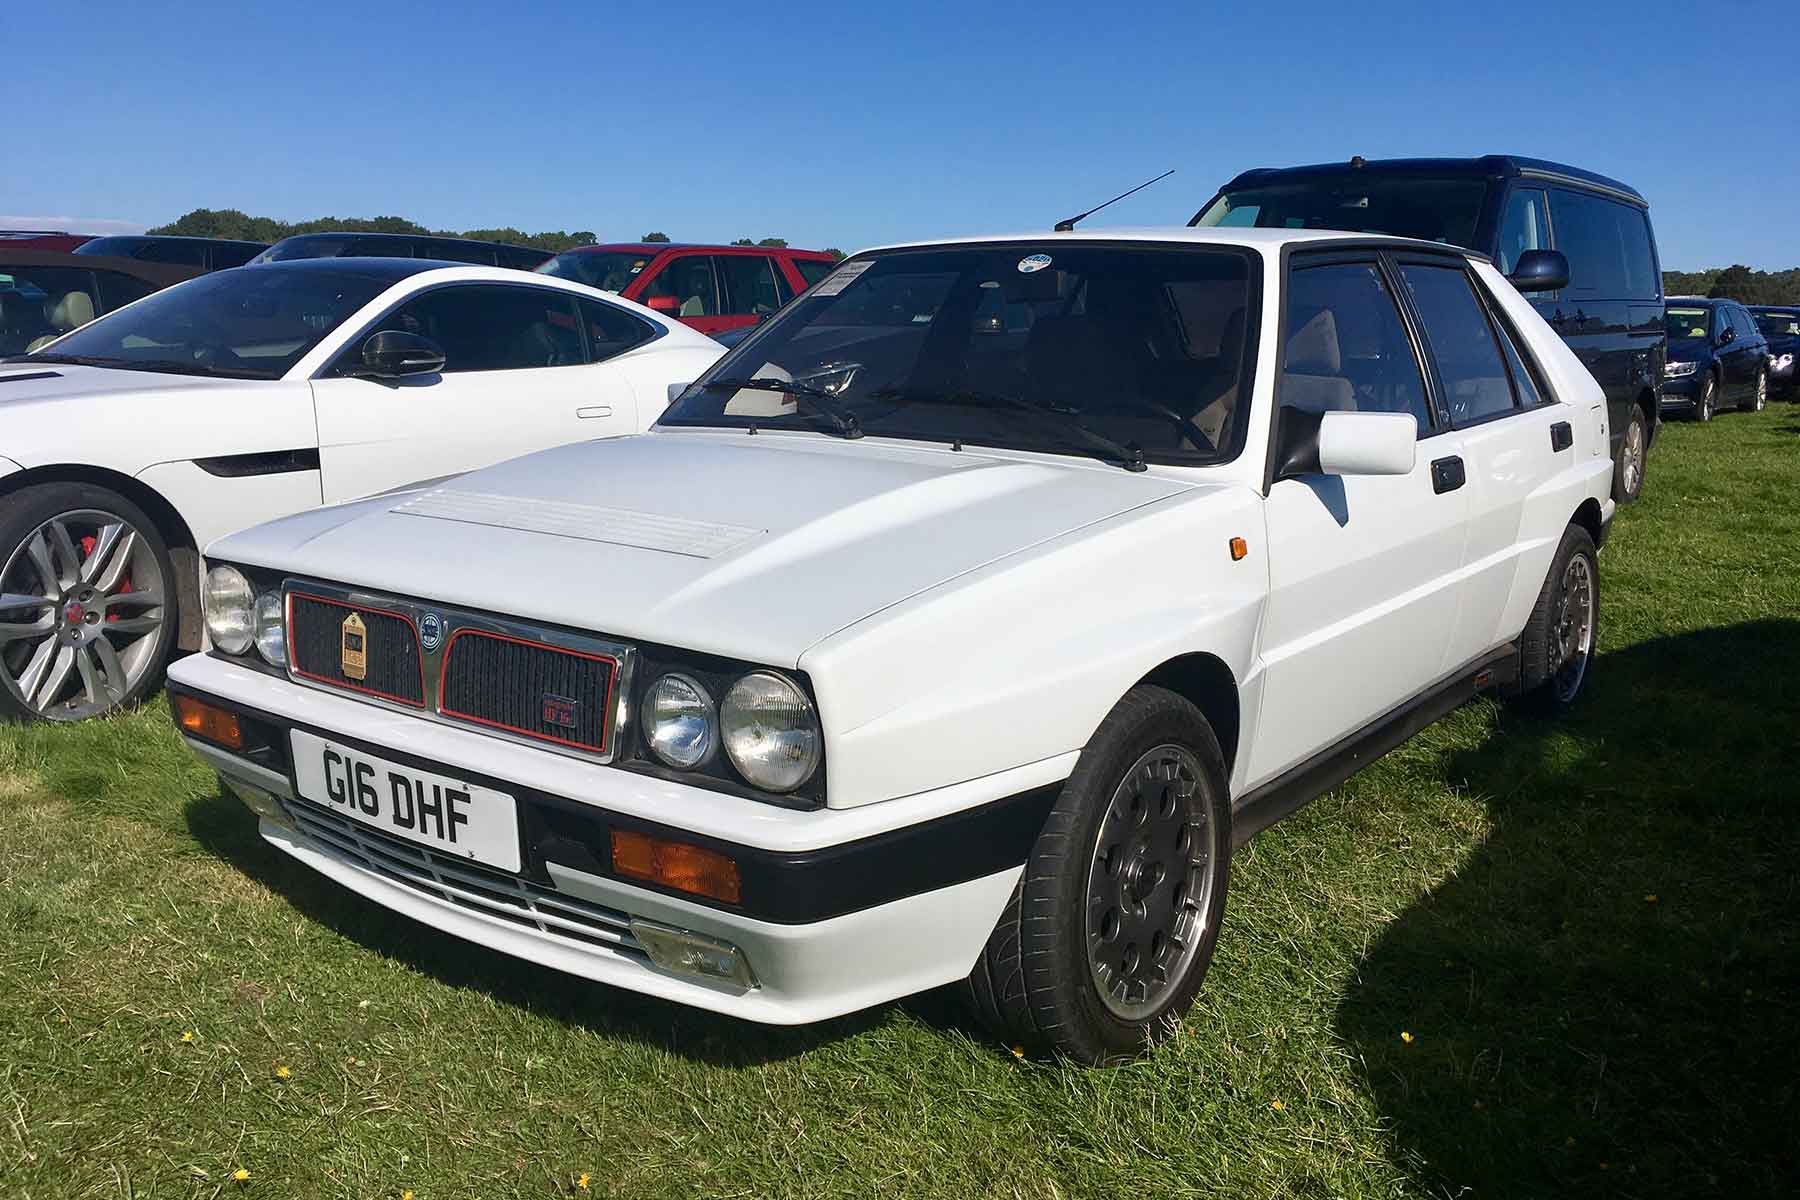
left=203, top=565, right=286, bottom=667
left=1664, top=359, right=1699, bottom=378
left=641, top=668, right=821, bottom=793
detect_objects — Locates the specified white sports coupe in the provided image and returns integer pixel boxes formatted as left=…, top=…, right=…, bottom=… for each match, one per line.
left=171, top=228, right=1611, bottom=1063
left=0, top=258, right=722, bottom=720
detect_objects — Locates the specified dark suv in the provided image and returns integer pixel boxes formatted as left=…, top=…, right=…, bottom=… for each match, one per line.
left=75, top=235, right=267, bottom=271
left=1662, top=298, right=1771, bottom=420
left=248, top=233, right=550, bottom=271
left=1750, top=306, right=1800, bottom=394
left=1193, top=155, right=1665, bottom=502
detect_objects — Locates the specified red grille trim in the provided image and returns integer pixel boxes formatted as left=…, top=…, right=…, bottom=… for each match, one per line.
left=437, top=628, right=619, bottom=754
left=286, top=591, right=426, bottom=708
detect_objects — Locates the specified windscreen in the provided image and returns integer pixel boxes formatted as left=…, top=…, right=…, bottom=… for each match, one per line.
left=18, top=267, right=387, bottom=378
left=1195, top=176, right=1488, bottom=247
left=1665, top=307, right=1710, bottom=341
left=659, top=243, right=1257, bottom=466
left=538, top=251, right=657, bottom=293
left=1754, top=310, right=1800, bottom=337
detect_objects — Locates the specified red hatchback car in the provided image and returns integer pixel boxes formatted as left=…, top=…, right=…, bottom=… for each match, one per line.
left=537, top=243, right=837, bottom=337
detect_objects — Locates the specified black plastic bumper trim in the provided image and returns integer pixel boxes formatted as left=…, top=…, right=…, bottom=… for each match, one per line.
left=170, top=680, right=1059, bottom=925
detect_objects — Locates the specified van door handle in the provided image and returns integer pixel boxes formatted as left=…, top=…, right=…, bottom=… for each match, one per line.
left=575, top=405, right=613, bottom=419
left=1430, top=455, right=1466, bottom=495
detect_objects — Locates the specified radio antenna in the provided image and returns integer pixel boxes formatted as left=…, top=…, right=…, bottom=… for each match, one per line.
left=1054, top=169, right=1175, bottom=232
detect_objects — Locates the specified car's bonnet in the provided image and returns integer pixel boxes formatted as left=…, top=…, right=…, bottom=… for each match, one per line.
left=212, top=430, right=1195, bottom=667
left=0, top=362, right=247, bottom=405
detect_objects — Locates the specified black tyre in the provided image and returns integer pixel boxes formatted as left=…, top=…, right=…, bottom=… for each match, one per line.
left=965, top=685, right=1232, bottom=1065
left=1612, top=405, right=1647, bottom=504
left=1695, top=373, right=1716, bottom=422
left=1514, top=523, right=1599, bottom=712
left=1743, top=368, right=1768, bottom=413
left=0, top=482, right=176, bottom=722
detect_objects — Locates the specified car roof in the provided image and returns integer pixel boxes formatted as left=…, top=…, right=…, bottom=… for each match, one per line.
left=1748, top=303, right=1799, bottom=311
left=267, top=231, right=537, bottom=252
left=1217, top=155, right=1646, bottom=207
left=242, top=256, right=451, bottom=283
left=569, top=242, right=835, bottom=257
left=857, top=225, right=1487, bottom=259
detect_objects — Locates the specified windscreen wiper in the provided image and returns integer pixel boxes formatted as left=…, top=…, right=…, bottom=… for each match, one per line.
left=885, top=388, right=1147, bottom=473
left=2, top=353, right=120, bottom=366
left=696, top=377, right=864, bottom=439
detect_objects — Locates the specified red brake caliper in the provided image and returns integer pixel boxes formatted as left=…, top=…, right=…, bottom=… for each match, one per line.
left=77, top=535, right=131, bottom=621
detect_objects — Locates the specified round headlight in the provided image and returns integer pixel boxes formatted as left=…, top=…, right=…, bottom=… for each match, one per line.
left=720, top=671, right=820, bottom=793
left=644, top=673, right=716, bottom=769
left=203, top=566, right=254, bottom=655
left=254, top=592, right=286, bottom=666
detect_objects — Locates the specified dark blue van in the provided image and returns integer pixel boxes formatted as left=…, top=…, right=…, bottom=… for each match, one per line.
left=1192, top=156, right=1665, bottom=502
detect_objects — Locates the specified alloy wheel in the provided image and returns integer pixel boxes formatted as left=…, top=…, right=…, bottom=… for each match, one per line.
left=1084, top=743, right=1216, bottom=1021
left=1621, top=420, right=1644, bottom=496
left=0, top=509, right=168, bottom=719
left=1755, top=371, right=1768, bottom=411
left=1551, top=553, right=1595, bottom=704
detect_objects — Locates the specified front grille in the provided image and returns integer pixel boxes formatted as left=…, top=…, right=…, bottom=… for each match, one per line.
left=289, top=594, right=424, bottom=706
left=285, top=798, right=648, bottom=961
left=439, top=630, right=616, bottom=753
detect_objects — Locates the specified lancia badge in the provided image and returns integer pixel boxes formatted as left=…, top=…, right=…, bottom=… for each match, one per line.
left=341, top=612, right=367, bottom=681
left=419, top=611, right=443, bottom=652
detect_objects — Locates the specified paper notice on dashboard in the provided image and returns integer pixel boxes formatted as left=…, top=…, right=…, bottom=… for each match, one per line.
left=810, top=259, right=873, bottom=296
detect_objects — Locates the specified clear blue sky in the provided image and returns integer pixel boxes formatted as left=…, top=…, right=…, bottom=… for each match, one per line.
left=14, top=0, right=1780, bottom=270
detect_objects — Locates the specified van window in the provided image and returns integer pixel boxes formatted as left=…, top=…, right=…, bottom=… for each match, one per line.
left=1194, top=176, right=1487, bottom=246
left=1495, top=187, right=1550, bottom=276
left=1548, top=190, right=1657, bottom=300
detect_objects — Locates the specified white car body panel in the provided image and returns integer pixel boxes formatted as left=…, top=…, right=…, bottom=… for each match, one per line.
left=170, top=227, right=1616, bottom=1024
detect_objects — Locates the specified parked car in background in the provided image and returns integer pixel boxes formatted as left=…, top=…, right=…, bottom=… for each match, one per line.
left=1750, top=305, right=1800, bottom=393
left=0, top=257, right=722, bottom=722
left=171, top=227, right=1612, bottom=1064
left=250, top=233, right=551, bottom=271
left=0, top=249, right=204, bottom=355
left=538, top=243, right=838, bottom=337
left=1192, top=154, right=1664, bottom=504
left=0, top=230, right=93, bottom=252
left=76, top=235, right=268, bottom=271
left=1661, top=297, right=1770, bottom=419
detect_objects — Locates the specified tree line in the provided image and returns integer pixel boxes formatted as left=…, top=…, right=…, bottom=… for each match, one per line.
left=1663, top=265, right=1800, bottom=306
left=148, top=209, right=841, bottom=258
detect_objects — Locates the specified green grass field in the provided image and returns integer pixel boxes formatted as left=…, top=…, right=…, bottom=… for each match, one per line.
left=3, top=408, right=1797, bottom=1199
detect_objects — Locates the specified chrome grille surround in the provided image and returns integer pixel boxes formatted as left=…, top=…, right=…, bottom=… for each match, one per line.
left=280, top=578, right=637, bottom=765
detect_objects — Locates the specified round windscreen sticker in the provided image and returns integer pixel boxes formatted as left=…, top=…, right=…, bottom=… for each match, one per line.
left=1017, top=254, right=1053, bottom=274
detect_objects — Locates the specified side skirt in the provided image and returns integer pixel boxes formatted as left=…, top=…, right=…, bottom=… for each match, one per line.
left=1230, top=642, right=1520, bottom=848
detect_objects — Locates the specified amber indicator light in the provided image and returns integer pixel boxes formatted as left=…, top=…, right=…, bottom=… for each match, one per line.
left=1229, top=536, right=1249, bottom=561
left=611, top=830, right=743, bottom=904
left=173, top=695, right=243, bottom=750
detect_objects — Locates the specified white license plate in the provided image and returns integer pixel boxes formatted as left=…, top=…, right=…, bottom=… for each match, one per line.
left=290, top=730, right=521, bottom=872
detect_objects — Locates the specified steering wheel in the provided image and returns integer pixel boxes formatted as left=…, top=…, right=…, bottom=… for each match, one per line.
left=1139, top=401, right=1218, bottom=454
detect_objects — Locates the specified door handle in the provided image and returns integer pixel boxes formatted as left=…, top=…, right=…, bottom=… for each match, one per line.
left=575, top=405, right=613, bottom=419
left=1430, top=455, right=1466, bottom=495
left=1550, top=421, right=1573, bottom=452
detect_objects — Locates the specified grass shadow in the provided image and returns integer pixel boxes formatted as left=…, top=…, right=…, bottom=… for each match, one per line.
left=184, top=787, right=890, bottom=1067
left=1336, top=620, right=1800, bottom=1196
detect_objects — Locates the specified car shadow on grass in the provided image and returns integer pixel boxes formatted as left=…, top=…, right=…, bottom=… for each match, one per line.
left=184, top=789, right=890, bottom=1066
left=1336, top=620, right=1800, bottom=1197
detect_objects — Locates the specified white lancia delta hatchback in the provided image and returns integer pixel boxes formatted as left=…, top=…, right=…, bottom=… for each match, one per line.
left=169, top=229, right=1611, bottom=1064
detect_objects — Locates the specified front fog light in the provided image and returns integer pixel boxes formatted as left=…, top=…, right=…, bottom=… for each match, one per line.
left=203, top=566, right=254, bottom=654
left=629, top=918, right=756, bottom=988
left=644, top=673, right=716, bottom=768
left=720, top=671, right=820, bottom=792
left=254, top=592, right=286, bottom=666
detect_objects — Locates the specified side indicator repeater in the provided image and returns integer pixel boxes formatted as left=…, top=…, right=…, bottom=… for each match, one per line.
left=1229, top=537, right=1249, bottom=562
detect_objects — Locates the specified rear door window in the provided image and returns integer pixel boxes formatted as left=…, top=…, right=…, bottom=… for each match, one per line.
left=94, top=270, right=158, bottom=312
left=424, top=239, right=496, bottom=265
left=1398, top=262, right=1517, bottom=425
left=793, top=258, right=837, bottom=287
left=714, top=255, right=784, bottom=317
left=137, top=240, right=207, bottom=267
left=1280, top=260, right=1432, bottom=431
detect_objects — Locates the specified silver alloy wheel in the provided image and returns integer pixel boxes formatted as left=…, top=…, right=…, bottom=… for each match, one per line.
left=1621, top=418, right=1644, bottom=496
left=1698, top=377, right=1714, bottom=422
left=1551, top=553, right=1596, bottom=704
left=1755, top=371, right=1768, bottom=411
left=0, top=509, right=167, bottom=720
left=1084, top=743, right=1216, bottom=1021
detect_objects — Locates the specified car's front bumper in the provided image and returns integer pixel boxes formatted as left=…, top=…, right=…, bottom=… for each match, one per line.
left=1659, top=371, right=1700, bottom=409
left=167, top=654, right=1053, bottom=1025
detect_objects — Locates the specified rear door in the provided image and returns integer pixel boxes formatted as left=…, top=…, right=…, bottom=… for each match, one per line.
left=1249, top=252, right=1469, bottom=787
left=1545, top=189, right=1635, bottom=453
left=309, top=282, right=642, bottom=502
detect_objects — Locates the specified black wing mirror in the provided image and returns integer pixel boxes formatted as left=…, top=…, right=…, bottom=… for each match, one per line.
left=1506, top=249, right=1569, bottom=293
left=361, top=330, right=445, bottom=378
left=1717, top=326, right=1735, bottom=347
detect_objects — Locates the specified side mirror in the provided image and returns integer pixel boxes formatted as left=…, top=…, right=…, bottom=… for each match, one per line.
left=361, top=330, right=445, bottom=378
left=1318, top=411, right=1418, bottom=476
left=666, top=381, right=692, bottom=406
left=1718, top=326, right=1736, bottom=347
left=645, top=295, right=681, bottom=314
left=1506, top=249, right=1569, bottom=293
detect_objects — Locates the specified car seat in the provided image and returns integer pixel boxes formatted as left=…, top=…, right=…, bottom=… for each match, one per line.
left=24, top=289, right=96, bottom=352
left=1280, top=309, right=1355, bottom=412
